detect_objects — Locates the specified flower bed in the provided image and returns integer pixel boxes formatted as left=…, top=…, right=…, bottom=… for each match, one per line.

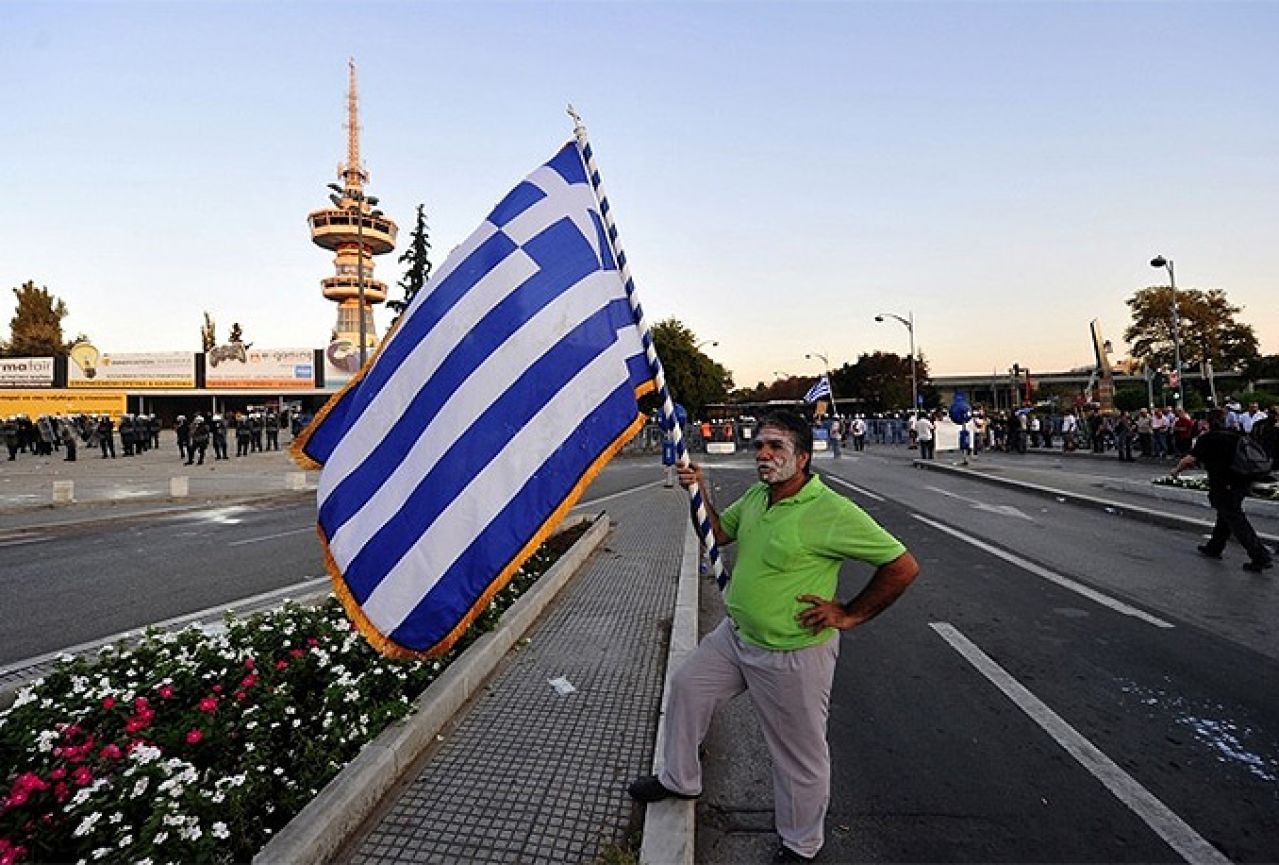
left=0, top=523, right=587, bottom=865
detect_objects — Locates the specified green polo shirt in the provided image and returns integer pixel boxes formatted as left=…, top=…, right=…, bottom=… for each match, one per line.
left=720, top=474, right=907, bottom=651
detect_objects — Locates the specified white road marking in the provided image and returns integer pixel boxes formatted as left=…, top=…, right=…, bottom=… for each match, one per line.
left=573, top=479, right=667, bottom=509
left=229, top=527, right=316, bottom=547
left=912, top=513, right=1173, bottom=629
left=925, top=485, right=1033, bottom=520
left=930, top=622, right=1230, bottom=865
left=0, top=532, right=50, bottom=549
left=825, top=474, right=885, bottom=502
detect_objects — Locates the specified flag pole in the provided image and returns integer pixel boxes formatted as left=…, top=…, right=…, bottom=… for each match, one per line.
left=568, top=106, right=728, bottom=589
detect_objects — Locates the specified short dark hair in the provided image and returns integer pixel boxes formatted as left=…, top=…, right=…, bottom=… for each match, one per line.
left=758, top=410, right=813, bottom=471
left=1208, top=408, right=1228, bottom=430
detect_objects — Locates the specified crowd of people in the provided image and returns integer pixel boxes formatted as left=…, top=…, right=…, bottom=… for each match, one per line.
left=1, top=410, right=299, bottom=465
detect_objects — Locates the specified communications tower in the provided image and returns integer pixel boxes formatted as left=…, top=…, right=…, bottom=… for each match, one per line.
left=308, top=59, right=398, bottom=368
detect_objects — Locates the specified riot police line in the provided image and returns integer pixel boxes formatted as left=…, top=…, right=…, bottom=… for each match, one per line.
left=2, top=410, right=294, bottom=464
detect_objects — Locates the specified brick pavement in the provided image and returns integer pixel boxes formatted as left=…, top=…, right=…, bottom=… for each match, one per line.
left=347, top=486, right=688, bottom=864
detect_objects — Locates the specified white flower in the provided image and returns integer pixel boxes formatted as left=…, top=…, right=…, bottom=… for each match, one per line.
left=36, top=728, right=59, bottom=752
left=153, top=831, right=168, bottom=844
left=132, top=778, right=149, bottom=797
left=109, top=812, right=123, bottom=824
left=73, top=812, right=102, bottom=837
left=92, top=847, right=113, bottom=860
left=13, top=687, right=38, bottom=709
left=117, top=833, right=133, bottom=848
left=211, top=822, right=230, bottom=839
left=273, top=767, right=284, bottom=776
left=131, top=744, right=162, bottom=765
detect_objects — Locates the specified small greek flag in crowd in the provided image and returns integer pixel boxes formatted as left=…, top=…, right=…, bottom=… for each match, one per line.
left=804, top=375, right=832, bottom=404
left=294, top=141, right=655, bottom=657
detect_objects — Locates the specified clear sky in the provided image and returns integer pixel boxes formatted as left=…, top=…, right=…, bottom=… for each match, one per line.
left=3, top=1, right=1276, bottom=388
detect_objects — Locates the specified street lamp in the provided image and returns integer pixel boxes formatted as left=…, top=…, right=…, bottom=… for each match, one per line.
left=330, top=184, right=381, bottom=367
left=804, top=351, right=838, bottom=415
left=875, top=311, right=918, bottom=412
left=695, top=339, right=719, bottom=350
left=1149, top=255, right=1184, bottom=410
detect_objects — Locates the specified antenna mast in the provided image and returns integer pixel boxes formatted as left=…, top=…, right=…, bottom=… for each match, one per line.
left=340, top=58, right=368, bottom=191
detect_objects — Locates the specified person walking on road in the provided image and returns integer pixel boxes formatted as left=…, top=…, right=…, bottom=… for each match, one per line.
left=915, top=412, right=935, bottom=460
left=627, top=411, right=919, bottom=863
left=1171, top=408, right=1274, bottom=572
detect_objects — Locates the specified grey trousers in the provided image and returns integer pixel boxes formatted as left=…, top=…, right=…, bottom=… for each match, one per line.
left=659, top=618, right=839, bottom=858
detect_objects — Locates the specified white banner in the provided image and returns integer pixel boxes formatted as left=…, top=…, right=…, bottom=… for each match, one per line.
left=0, top=357, right=55, bottom=388
left=68, top=351, right=196, bottom=389
left=206, top=347, right=316, bottom=389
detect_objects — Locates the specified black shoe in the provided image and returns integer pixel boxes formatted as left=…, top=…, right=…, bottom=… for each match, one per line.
left=774, top=845, right=817, bottom=863
left=1242, top=560, right=1273, bottom=573
left=1197, top=545, right=1223, bottom=560
left=626, top=775, right=696, bottom=803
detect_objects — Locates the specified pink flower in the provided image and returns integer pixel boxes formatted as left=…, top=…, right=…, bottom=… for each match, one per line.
left=234, top=690, right=248, bottom=702
left=275, top=660, right=289, bottom=671
left=134, top=696, right=150, bottom=711
left=157, top=685, right=175, bottom=699
left=244, top=657, right=256, bottom=670
left=71, top=766, right=92, bottom=788
left=125, top=717, right=150, bottom=734
left=185, top=729, right=204, bottom=745
left=0, top=839, right=29, bottom=865
left=101, top=696, right=116, bottom=710
left=49, top=768, right=66, bottom=781
left=61, top=723, right=82, bottom=738
left=198, top=697, right=218, bottom=713
left=53, top=783, right=69, bottom=804
left=307, top=637, right=319, bottom=647
left=290, top=648, right=304, bottom=658
left=5, top=789, right=29, bottom=809
left=240, top=674, right=258, bottom=688
left=12, top=773, right=48, bottom=795
left=99, top=744, right=123, bottom=761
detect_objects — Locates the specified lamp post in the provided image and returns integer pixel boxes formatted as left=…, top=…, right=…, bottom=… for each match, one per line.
left=695, top=339, right=719, bottom=350
left=875, top=311, right=917, bottom=412
left=330, top=185, right=381, bottom=367
left=1149, top=256, right=1183, bottom=410
left=805, top=351, right=838, bottom=415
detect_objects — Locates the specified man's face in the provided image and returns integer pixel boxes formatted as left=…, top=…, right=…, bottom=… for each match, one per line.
left=753, top=425, right=806, bottom=485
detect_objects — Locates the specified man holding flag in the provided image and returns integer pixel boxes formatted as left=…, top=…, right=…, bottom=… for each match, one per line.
left=628, top=410, right=919, bottom=862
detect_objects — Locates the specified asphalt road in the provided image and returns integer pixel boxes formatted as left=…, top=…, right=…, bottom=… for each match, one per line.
left=695, top=449, right=1279, bottom=864
left=0, top=459, right=664, bottom=667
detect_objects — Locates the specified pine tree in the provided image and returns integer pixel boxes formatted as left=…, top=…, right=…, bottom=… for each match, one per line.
left=4, top=281, right=73, bottom=357
left=390, top=203, right=432, bottom=324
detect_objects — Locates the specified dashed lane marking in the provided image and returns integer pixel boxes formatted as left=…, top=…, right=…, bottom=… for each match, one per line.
left=931, top=622, right=1229, bottom=865
left=912, top=513, right=1174, bottom=629
left=825, top=474, right=885, bottom=502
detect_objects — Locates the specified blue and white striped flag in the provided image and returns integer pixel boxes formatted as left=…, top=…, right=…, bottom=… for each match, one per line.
left=804, top=375, right=832, bottom=404
left=294, top=141, right=655, bottom=657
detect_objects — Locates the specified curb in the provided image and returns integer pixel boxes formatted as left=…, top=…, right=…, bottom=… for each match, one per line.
left=638, top=519, right=701, bottom=865
left=252, top=512, right=611, bottom=865
left=913, top=460, right=1279, bottom=543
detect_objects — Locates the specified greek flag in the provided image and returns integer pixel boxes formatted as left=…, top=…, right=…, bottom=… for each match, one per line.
left=804, top=375, right=832, bottom=404
left=294, top=141, right=655, bottom=657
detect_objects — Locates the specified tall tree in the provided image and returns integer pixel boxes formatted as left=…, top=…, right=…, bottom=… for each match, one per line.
left=1124, top=285, right=1258, bottom=374
left=645, top=317, right=733, bottom=417
left=390, top=203, right=432, bottom=324
left=201, top=312, right=217, bottom=352
left=4, top=281, right=72, bottom=357
left=831, top=351, right=931, bottom=411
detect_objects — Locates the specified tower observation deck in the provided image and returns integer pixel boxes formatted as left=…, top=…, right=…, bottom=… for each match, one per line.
left=308, top=59, right=398, bottom=370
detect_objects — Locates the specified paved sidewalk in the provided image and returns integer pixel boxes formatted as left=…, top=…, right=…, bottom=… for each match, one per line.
left=343, top=484, right=690, bottom=864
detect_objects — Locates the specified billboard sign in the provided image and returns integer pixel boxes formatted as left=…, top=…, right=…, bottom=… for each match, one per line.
left=0, top=357, right=55, bottom=388
left=67, top=347, right=196, bottom=389
left=206, top=347, right=315, bottom=389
